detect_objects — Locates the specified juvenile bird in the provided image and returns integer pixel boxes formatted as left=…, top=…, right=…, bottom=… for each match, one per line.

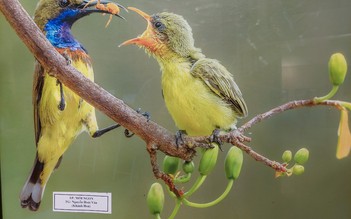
left=121, top=8, right=248, bottom=142
left=20, top=0, right=125, bottom=211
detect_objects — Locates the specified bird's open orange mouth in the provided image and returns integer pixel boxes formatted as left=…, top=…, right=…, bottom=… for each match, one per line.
left=119, top=7, right=159, bottom=50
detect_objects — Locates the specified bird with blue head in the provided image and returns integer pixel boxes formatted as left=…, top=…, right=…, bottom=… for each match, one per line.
left=20, top=0, right=125, bottom=211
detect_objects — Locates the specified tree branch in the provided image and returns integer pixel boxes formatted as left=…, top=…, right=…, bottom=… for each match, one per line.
left=0, top=0, right=344, bottom=179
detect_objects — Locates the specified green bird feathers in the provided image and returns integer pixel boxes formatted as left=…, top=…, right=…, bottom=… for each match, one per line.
left=121, top=8, right=248, bottom=137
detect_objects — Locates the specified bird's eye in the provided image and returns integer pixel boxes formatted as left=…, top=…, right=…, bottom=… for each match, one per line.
left=58, top=0, right=70, bottom=7
left=154, top=21, right=164, bottom=30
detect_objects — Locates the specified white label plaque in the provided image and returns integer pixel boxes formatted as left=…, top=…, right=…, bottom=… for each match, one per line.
left=53, top=192, right=112, bottom=214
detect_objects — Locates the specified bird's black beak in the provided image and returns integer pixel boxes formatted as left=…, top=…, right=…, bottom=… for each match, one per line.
left=78, top=0, right=127, bottom=19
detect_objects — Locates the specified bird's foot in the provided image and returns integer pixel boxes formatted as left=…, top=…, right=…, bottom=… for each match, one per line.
left=62, top=51, right=72, bottom=65
left=124, top=129, right=134, bottom=138
left=136, top=107, right=151, bottom=121
left=175, top=130, right=187, bottom=148
left=209, top=129, right=223, bottom=151
left=124, top=108, right=150, bottom=138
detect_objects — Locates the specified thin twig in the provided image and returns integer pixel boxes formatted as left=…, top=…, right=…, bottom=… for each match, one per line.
left=239, top=99, right=341, bottom=132
left=186, top=99, right=343, bottom=173
left=147, top=142, right=183, bottom=196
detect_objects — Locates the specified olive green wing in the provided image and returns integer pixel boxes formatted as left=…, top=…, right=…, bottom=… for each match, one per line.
left=190, top=58, right=248, bottom=118
left=33, top=61, right=44, bottom=145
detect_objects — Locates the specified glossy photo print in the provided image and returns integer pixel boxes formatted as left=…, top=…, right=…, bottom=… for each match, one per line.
left=1, top=0, right=351, bottom=218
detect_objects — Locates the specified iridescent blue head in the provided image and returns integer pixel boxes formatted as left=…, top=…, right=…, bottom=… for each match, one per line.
left=34, top=0, right=125, bottom=50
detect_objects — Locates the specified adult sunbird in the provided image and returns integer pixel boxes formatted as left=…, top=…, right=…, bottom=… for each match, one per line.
left=20, top=0, right=125, bottom=211
left=120, top=8, right=248, bottom=141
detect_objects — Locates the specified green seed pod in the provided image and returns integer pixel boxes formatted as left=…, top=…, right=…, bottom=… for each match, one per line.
left=282, top=150, right=292, bottom=163
left=163, top=155, right=179, bottom=175
left=182, top=161, right=195, bottom=174
left=294, top=148, right=309, bottom=165
left=292, top=164, right=305, bottom=175
left=329, top=53, right=347, bottom=86
left=147, top=183, right=165, bottom=215
left=198, top=143, right=219, bottom=176
left=224, top=147, right=243, bottom=180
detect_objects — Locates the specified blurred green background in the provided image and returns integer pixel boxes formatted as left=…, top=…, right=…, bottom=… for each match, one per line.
left=1, top=0, right=351, bottom=218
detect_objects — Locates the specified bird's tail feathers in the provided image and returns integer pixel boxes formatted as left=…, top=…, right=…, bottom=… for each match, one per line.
left=20, top=154, right=45, bottom=211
